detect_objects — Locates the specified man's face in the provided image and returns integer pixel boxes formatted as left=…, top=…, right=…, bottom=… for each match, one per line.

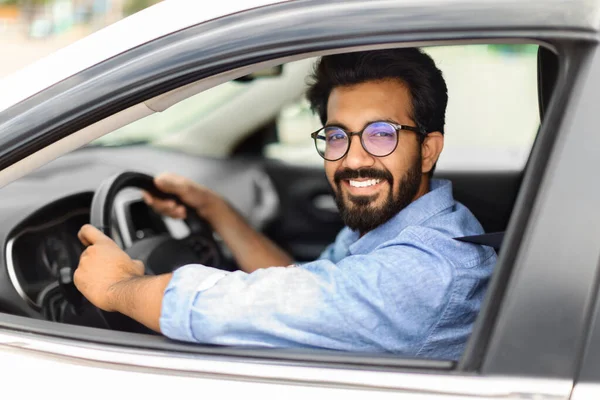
left=324, top=79, right=426, bottom=234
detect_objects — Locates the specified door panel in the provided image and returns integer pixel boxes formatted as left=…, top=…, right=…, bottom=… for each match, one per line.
left=435, top=171, right=523, bottom=234
left=263, top=161, right=343, bottom=261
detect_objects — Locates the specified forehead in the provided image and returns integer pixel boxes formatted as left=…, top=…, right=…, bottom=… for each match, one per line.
left=326, top=80, right=413, bottom=126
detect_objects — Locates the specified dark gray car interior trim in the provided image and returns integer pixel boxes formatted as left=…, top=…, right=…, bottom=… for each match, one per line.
left=0, top=0, right=598, bottom=375
left=566, top=65, right=600, bottom=386
left=575, top=259, right=600, bottom=383
left=575, top=260, right=600, bottom=383
left=460, top=44, right=568, bottom=371
left=480, top=42, right=600, bottom=378
left=538, top=47, right=560, bottom=120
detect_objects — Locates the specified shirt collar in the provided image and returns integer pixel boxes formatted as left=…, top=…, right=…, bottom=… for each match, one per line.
left=347, top=179, right=455, bottom=255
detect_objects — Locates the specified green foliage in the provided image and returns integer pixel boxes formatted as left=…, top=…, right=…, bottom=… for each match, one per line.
left=487, top=44, right=539, bottom=55
left=123, top=0, right=160, bottom=16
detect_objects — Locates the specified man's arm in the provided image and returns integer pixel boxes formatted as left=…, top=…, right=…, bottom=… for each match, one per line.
left=108, top=274, right=171, bottom=332
left=144, top=173, right=294, bottom=273
left=74, top=224, right=170, bottom=332
left=75, top=223, right=464, bottom=355
left=207, top=201, right=295, bottom=272
left=159, top=236, right=458, bottom=353
left=74, top=222, right=290, bottom=332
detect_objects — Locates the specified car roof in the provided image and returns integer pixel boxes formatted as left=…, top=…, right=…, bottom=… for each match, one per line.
left=0, top=0, right=598, bottom=113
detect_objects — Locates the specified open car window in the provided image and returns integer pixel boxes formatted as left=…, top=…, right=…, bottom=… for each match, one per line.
left=0, top=41, right=545, bottom=359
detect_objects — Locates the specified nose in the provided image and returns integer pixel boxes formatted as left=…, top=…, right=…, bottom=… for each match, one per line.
left=342, top=135, right=375, bottom=169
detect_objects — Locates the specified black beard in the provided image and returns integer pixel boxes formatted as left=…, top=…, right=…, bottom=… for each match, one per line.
left=333, top=157, right=422, bottom=234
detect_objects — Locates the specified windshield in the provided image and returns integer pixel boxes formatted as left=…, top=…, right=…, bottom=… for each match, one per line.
left=87, top=57, right=317, bottom=157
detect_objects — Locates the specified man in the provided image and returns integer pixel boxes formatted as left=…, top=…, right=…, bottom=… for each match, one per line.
left=74, top=48, right=496, bottom=360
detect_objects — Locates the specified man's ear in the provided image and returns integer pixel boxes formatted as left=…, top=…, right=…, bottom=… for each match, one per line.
left=421, top=131, right=444, bottom=174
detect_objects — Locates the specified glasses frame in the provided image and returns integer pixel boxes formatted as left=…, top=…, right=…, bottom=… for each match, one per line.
left=310, top=121, right=426, bottom=161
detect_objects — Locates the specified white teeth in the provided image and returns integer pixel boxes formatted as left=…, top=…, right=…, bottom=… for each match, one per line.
left=349, top=179, right=380, bottom=188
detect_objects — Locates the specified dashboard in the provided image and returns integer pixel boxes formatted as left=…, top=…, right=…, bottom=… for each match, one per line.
left=0, top=145, right=279, bottom=320
left=6, top=191, right=187, bottom=328
left=8, top=201, right=90, bottom=309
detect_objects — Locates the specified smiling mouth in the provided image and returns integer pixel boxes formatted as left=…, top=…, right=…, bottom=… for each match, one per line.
left=342, top=179, right=387, bottom=195
left=348, top=179, right=381, bottom=188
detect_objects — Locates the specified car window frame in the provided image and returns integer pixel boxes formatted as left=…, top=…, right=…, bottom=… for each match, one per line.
left=528, top=43, right=600, bottom=391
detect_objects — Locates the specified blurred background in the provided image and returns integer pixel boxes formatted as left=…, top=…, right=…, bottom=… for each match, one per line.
left=0, top=0, right=162, bottom=78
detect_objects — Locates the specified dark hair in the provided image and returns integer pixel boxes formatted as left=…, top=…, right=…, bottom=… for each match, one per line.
left=306, top=48, right=448, bottom=136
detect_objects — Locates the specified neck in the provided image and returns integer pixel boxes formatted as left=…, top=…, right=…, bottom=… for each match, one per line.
left=413, top=175, right=431, bottom=202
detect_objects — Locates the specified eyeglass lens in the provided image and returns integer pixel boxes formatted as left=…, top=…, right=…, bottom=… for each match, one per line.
left=315, top=122, right=398, bottom=160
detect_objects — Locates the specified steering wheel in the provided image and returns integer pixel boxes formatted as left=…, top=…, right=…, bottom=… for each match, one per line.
left=90, top=171, right=225, bottom=274
left=46, top=171, right=227, bottom=333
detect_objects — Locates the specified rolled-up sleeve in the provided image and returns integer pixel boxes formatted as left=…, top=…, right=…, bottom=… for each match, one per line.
left=159, top=234, right=455, bottom=354
left=160, top=265, right=230, bottom=341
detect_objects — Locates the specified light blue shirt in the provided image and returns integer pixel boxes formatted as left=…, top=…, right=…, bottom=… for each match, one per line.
left=160, top=179, right=497, bottom=360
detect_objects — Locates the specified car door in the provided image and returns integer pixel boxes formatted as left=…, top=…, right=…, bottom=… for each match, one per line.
left=0, top=1, right=599, bottom=399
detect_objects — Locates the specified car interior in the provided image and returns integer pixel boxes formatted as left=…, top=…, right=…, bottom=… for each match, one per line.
left=0, top=42, right=558, bottom=360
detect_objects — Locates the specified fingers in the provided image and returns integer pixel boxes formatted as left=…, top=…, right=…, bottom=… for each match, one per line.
left=78, top=224, right=111, bottom=247
left=132, top=260, right=145, bottom=275
left=154, top=172, right=190, bottom=196
left=142, top=192, right=187, bottom=219
left=143, top=173, right=210, bottom=219
left=141, top=191, right=154, bottom=206
left=170, top=204, right=187, bottom=219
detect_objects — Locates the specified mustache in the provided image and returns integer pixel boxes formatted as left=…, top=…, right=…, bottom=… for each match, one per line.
left=334, top=168, right=393, bottom=185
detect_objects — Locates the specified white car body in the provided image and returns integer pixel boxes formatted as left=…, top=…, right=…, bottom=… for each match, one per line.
left=1, top=0, right=599, bottom=398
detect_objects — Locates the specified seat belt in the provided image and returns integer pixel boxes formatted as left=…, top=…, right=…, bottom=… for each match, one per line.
left=454, top=232, right=504, bottom=251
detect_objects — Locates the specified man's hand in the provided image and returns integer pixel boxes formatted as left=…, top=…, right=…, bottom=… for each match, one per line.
left=74, top=224, right=144, bottom=312
left=144, top=172, right=294, bottom=273
left=142, top=172, right=226, bottom=224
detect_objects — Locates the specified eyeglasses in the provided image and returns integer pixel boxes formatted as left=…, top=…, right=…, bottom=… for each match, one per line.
left=310, top=121, right=425, bottom=161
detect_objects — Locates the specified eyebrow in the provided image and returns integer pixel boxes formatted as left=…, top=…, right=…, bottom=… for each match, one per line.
left=324, top=119, right=400, bottom=131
